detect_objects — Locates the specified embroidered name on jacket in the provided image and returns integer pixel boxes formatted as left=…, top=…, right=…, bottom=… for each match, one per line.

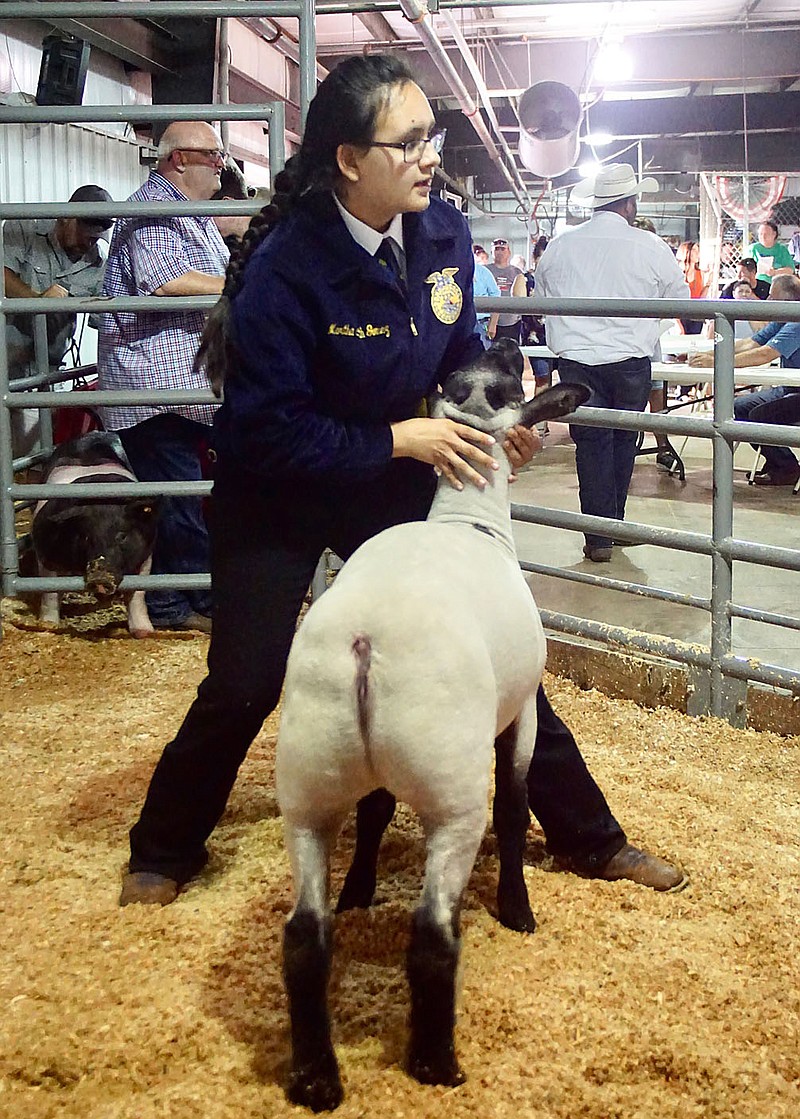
left=426, top=268, right=463, bottom=324
left=328, top=323, right=391, bottom=339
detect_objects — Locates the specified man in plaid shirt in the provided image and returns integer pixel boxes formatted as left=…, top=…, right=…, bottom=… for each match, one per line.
left=98, top=121, right=230, bottom=632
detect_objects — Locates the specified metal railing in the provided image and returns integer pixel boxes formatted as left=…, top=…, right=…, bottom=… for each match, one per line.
left=480, top=294, right=800, bottom=722
left=4, top=285, right=800, bottom=724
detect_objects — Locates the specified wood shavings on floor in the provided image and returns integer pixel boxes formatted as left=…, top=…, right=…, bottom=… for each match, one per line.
left=1, top=597, right=798, bottom=1118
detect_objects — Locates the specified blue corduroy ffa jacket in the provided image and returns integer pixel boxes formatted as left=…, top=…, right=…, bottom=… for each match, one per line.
left=212, top=193, right=483, bottom=488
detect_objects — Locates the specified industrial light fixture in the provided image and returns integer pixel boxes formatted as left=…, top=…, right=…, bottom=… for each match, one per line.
left=585, top=131, right=613, bottom=147
left=578, top=159, right=603, bottom=178
left=594, top=38, right=633, bottom=84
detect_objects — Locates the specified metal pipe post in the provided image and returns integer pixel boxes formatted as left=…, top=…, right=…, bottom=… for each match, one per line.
left=0, top=221, right=15, bottom=623
left=269, top=99, right=287, bottom=181
left=31, top=314, right=54, bottom=455
left=709, top=313, right=738, bottom=721
left=298, top=0, right=317, bottom=126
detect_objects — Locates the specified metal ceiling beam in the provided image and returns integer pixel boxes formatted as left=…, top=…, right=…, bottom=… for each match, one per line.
left=357, top=12, right=398, bottom=41
left=319, top=28, right=800, bottom=98
left=458, top=130, right=800, bottom=195
left=502, top=90, right=800, bottom=141
left=39, top=17, right=175, bottom=74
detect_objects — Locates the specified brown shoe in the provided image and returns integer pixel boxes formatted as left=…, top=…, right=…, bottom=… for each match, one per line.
left=597, top=843, right=689, bottom=893
left=119, top=871, right=179, bottom=907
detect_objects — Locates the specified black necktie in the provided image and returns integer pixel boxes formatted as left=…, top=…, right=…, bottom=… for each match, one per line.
left=376, top=237, right=406, bottom=285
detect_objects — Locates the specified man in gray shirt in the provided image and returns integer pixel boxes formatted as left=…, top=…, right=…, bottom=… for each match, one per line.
left=4, top=184, right=112, bottom=453
left=487, top=236, right=527, bottom=342
left=4, top=183, right=113, bottom=375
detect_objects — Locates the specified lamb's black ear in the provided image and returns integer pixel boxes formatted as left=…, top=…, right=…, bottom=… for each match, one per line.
left=518, top=383, right=590, bottom=427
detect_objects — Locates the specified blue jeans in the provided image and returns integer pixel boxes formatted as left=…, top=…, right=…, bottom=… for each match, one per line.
left=560, top=356, right=652, bottom=549
left=118, top=413, right=213, bottom=626
left=733, top=386, right=800, bottom=472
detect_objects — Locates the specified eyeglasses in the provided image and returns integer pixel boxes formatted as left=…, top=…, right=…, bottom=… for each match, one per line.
left=176, top=148, right=227, bottom=167
left=368, top=128, right=446, bottom=163
left=493, top=241, right=509, bottom=249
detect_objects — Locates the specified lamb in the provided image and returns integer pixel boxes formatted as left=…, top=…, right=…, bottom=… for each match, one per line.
left=275, top=339, right=588, bottom=1111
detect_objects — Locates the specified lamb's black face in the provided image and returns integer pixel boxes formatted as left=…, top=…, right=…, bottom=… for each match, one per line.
left=436, top=340, right=526, bottom=433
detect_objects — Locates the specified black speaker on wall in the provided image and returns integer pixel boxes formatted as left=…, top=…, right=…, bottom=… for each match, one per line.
left=36, top=34, right=91, bottom=106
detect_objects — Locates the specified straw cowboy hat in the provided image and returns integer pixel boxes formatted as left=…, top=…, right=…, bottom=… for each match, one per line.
left=570, top=163, right=659, bottom=209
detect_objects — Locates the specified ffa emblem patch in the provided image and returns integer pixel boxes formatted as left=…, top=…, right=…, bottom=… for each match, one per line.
left=425, top=268, right=462, bottom=324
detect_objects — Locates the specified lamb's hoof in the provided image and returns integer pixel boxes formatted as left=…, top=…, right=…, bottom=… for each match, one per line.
left=408, top=1049, right=466, bottom=1088
left=497, top=902, right=537, bottom=934
left=287, top=1055, right=343, bottom=1112
left=335, top=872, right=376, bottom=913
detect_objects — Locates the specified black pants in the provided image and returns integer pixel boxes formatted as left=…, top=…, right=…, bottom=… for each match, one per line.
left=494, top=322, right=522, bottom=343
left=129, top=464, right=625, bottom=884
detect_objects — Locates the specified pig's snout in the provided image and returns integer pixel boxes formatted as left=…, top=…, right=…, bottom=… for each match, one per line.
left=85, top=556, right=119, bottom=597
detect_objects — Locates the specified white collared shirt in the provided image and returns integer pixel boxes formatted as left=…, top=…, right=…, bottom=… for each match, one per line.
left=333, top=193, right=405, bottom=259
left=534, top=211, right=690, bottom=364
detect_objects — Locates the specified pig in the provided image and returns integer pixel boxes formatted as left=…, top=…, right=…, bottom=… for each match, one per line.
left=29, top=431, right=160, bottom=638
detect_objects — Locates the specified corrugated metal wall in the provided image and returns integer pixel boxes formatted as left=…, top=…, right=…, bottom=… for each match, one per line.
left=1, top=24, right=151, bottom=204
left=0, top=122, right=146, bottom=204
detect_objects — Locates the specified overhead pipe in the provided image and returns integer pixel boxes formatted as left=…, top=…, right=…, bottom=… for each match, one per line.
left=434, top=166, right=494, bottom=215
left=440, top=11, right=531, bottom=206
left=397, top=0, right=532, bottom=212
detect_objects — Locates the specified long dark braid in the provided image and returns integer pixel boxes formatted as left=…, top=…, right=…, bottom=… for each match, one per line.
left=197, top=53, right=415, bottom=396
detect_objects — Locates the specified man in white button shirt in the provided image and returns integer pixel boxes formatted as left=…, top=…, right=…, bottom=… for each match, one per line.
left=535, top=164, right=689, bottom=561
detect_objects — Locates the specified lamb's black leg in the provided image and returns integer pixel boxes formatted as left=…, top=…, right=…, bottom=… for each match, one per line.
left=283, top=910, right=343, bottom=1112
left=493, top=721, right=536, bottom=933
left=336, top=788, right=396, bottom=912
left=406, top=906, right=466, bottom=1087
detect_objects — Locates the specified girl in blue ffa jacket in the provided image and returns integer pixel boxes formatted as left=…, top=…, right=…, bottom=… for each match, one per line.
left=121, top=54, right=685, bottom=906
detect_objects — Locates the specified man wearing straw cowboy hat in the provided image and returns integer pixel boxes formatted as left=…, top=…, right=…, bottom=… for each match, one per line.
left=535, top=163, right=688, bottom=562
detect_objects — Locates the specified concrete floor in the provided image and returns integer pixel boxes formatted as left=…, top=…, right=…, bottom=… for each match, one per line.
left=511, top=412, right=800, bottom=677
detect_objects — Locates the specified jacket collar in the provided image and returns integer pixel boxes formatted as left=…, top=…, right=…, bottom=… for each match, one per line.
left=289, top=193, right=459, bottom=291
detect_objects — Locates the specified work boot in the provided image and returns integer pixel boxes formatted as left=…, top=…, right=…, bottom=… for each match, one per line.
left=119, top=871, right=179, bottom=907
left=596, top=843, right=689, bottom=892
left=583, top=544, right=612, bottom=563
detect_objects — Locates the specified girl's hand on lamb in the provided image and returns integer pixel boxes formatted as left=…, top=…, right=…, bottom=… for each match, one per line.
left=504, top=424, right=541, bottom=482
left=391, top=417, right=498, bottom=491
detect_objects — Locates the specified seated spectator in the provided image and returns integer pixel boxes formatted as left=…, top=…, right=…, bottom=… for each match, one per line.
left=731, top=281, right=770, bottom=339
left=750, top=221, right=796, bottom=287
left=689, top=274, right=800, bottom=485
left=720, top=257, right=771, bottom=301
